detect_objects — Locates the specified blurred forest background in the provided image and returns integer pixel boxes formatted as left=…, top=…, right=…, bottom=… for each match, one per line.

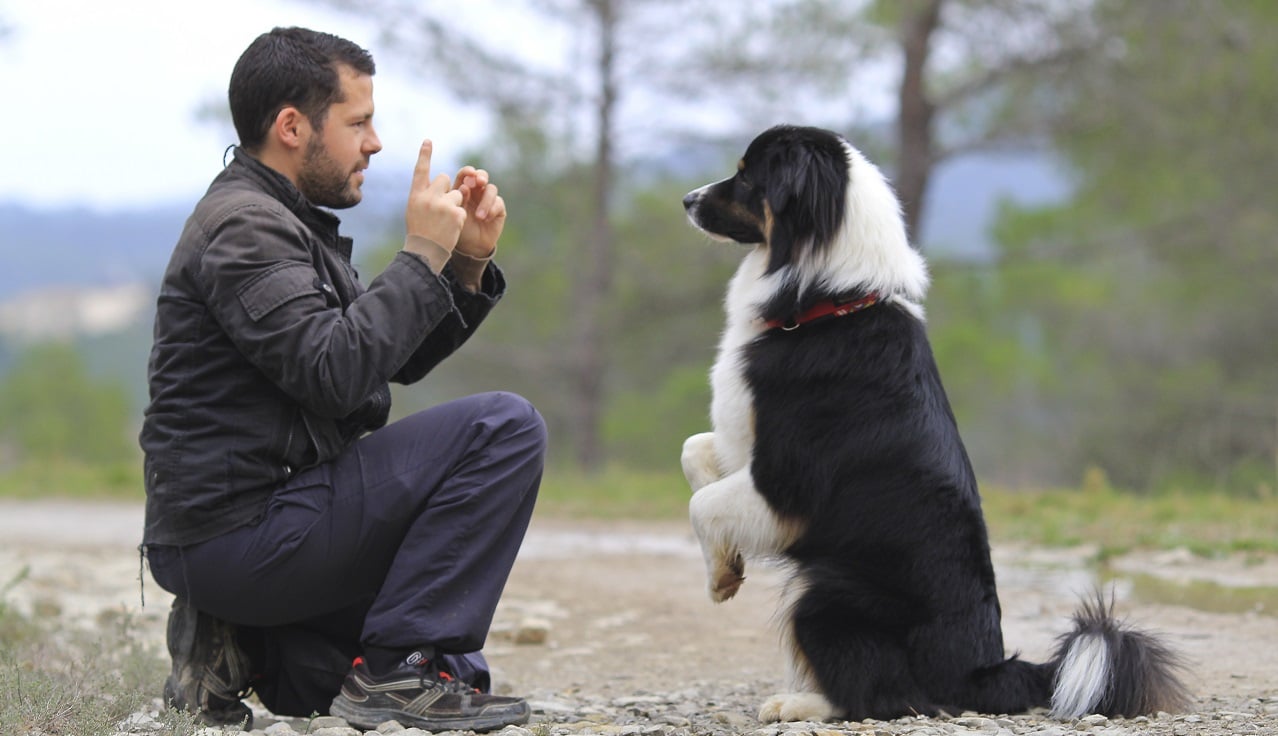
left=1, top=0, right=1276, bottom=502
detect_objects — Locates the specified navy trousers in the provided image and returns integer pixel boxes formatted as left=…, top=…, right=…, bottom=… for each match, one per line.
left=148, top=391, right=546, bottom=716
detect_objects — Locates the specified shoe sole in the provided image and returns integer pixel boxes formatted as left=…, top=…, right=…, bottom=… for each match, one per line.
left=329, top=696, right=530, bottom=733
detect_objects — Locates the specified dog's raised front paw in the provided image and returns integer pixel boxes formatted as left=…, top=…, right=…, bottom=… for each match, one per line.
left=709, top=551, right=745, bottom=602
left=758, top=692, right=837, bottom=723
left=681, top=432, right=720, bottom=492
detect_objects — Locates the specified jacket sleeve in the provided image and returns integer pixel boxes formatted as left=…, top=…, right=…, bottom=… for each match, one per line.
left=196, top=200, right=456, bottom=418
left=392, top=258, right=506, bottom=385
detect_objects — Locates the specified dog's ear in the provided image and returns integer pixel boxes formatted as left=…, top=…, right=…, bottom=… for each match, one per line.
left=763, top=145, right=845, bottom=275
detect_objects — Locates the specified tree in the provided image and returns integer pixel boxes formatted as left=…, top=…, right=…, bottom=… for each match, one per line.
left=989, top=0, right=1278, bottom=492
left=318, top=0, right=720, bottom=470
left=682, top=0, right=1095, bottom=246
left=0, top=342, right=135, bottom=465
left=358, top=108, right=739, bottom=471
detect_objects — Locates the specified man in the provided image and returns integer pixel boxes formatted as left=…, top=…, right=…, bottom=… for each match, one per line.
left=139, top=27, right=545, bottom=733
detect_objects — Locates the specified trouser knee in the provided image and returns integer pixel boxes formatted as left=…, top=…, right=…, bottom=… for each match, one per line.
left=482, top=391, right=548, bottom=459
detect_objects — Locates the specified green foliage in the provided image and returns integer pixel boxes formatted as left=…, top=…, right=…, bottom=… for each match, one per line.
left=375, top=113, right=739, bottom=468
left=0, top=342, right=137, bottom=466
left=978, top=0, right=1278, bottom=492
left=604, top=365, right=712, bottom=468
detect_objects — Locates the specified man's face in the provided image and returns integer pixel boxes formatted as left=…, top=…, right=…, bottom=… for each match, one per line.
left=297, top=65, right=382, bottom=209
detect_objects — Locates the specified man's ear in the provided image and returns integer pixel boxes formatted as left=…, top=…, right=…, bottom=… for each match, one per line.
left=272, top=106, right=308, bottom=151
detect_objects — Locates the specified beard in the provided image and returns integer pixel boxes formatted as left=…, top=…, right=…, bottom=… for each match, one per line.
left=297, top=135, right=362, bottom=209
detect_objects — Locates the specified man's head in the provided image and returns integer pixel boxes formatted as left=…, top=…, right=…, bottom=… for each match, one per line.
left=229, top=27, right=382, bottom=208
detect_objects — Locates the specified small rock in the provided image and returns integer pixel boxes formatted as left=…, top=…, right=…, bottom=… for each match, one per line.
left=1079, top=713, right=1108, bottom=726
left=264, top=723, right=298, bottom=735
left=612, top=695, right=668, bottom=707
left=314, top=728, right=362, bottom=736
left=954, top=715, right=999, bottom=730
left=376, top=720, right=406, bottom=733
left=713, top=711, right=755, bottom=728
left=309, top=716, right=350, bottom=729
left=532, top=699, right=581, bottom=716
left=515, top=617, right=552, bottom=644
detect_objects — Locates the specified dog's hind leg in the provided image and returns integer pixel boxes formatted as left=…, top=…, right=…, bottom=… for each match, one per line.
left=769, top=585, right=939, bottom=722
left=759, top=577, right=840, bottom=722
left=689, top=468, right=803, bottom=602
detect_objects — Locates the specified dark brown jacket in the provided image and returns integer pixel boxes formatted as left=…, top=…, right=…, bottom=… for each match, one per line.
left=140, top=148, right=502, bottom=545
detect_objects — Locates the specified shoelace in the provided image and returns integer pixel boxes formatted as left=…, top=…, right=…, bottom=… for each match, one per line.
left=419, top=663, right=480, bottom=694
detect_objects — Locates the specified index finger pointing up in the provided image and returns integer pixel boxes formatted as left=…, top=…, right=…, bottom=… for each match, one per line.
left=411, top=140, right=434, bottom=189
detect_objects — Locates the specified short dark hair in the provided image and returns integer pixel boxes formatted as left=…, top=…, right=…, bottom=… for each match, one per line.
left=228, top=27, right=375, bottom=151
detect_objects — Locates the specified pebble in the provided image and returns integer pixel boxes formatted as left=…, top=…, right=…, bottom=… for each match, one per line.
left=107, top=686, right=1278, bottom=736
left=311, top=728, right=362, bottom=736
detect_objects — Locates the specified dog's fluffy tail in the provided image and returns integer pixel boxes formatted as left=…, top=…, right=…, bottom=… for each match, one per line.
left=1048, top=593, right=1190, bottom=718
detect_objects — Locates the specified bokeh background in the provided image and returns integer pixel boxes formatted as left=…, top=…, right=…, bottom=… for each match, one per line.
left=2, top=0, right=1276, bottom=503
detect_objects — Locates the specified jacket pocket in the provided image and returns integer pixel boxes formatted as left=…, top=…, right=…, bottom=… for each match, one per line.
left=236, top=261, right=321, bottom=322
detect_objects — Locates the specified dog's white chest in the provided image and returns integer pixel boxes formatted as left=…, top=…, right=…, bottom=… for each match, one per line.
left=709, top=251, right=770, bottom=473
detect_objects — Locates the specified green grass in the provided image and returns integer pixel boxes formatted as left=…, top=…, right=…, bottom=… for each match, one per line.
left=0, top=460, right=143, bottom=501
left=3, top=461, right=1276, bottom=558
left=539, top=467, right=1278, bottom=557
left=981, top=483, right=1278, bottom=558
left=0, top=568, right=183, bottom=736
left=534, top=465, right=693, bottom=519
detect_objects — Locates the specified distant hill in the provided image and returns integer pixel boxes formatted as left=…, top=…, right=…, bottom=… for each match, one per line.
left=0, top=202, right=189, bottom=297
left=0, top=169, right=407, bottom=299
left=0, top=152, right=1069, bottom=301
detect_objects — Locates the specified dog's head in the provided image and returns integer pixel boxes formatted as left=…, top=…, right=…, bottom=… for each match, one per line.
left=683, top=125, right=928, bottom=310
left=682, top=125, right=848, bottom=275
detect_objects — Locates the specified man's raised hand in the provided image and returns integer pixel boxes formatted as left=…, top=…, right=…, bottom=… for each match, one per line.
left=454, top=166, right=506, bottom=259
left=404, top=140, right=466, bottom=252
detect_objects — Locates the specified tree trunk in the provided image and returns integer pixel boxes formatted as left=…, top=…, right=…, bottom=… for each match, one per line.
left=896, top=0, right=943, bottom=247
left=570, top=0, right=618, bottom=471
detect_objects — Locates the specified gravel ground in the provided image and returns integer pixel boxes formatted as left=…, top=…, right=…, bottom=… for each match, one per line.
left=0, top=502, right=1274, bottom=736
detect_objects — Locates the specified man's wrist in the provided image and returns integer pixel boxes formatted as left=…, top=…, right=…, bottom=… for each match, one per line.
left=403, top=235, right=451, bottom=274
left=450, top=248, right=494, bottom=293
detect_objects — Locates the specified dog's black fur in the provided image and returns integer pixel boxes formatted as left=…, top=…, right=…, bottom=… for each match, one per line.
left=681, top=125, right=1189, bottom=721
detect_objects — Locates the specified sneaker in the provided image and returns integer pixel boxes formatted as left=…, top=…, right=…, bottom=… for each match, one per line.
left=329, top=652, right=530, bottom=732
left=162, top=597, right=254, bottom=728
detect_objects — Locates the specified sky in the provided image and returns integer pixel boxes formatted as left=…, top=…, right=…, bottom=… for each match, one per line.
left=0, top=0, right=555, bottom=211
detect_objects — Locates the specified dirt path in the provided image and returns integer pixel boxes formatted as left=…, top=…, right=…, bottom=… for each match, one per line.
left=1, top=501, right=1275, bottom=735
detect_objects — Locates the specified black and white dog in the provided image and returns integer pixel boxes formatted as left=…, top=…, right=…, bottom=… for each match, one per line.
left=680, top=125, right=1188, bottom=723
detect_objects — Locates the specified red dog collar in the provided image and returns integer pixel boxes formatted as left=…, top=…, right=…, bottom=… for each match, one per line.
left=765, top=292, right=881, bottom=331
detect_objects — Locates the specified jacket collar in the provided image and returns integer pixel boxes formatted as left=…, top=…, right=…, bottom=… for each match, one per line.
left=227, top=147, right=350, bottom=258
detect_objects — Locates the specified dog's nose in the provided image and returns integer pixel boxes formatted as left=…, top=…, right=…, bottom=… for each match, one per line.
left=682, top=192, right=698, bottom=211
